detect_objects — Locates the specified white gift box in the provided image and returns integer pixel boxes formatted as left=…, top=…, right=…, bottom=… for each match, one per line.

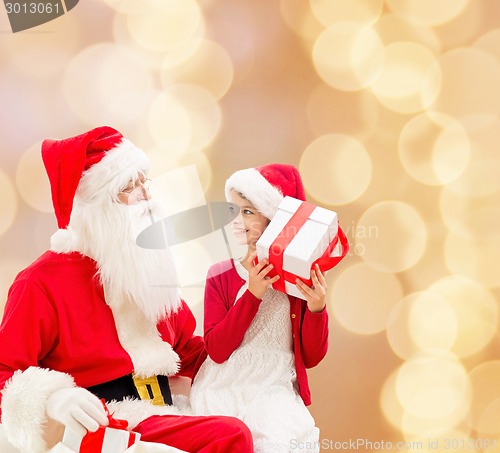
left=256, top=196, right=339, bottom=300
left=62, top=425, right=140, bottom=453
left=54, top=438, right=187, bottom=453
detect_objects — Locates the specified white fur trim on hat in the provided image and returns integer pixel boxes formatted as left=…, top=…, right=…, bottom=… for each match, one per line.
left=76, top=139, right=151, bottom=205
left=1, top=367, right=76, bottom=453
left=225, top=168, right=283, bottom=220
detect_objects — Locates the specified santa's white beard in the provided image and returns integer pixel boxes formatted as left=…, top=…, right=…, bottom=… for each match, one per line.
left=70, top=198, right=182, bottom=322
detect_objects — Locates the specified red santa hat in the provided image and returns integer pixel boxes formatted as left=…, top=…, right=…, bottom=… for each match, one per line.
left=42, top=126, right=150, bottom=251
left=225, top=163, right=306, bottom=219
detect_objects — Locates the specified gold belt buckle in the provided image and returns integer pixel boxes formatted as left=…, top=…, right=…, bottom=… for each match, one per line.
left=132, top=375, right=165, bottom=406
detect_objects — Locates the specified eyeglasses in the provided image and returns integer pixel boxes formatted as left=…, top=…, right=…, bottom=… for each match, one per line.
left=119, top=175, right=153, bottom=196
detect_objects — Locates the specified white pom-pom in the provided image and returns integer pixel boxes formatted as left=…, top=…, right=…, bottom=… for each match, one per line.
left=50, top=229, right=78, bottom=253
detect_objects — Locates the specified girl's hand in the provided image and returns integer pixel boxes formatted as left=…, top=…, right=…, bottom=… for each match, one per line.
left=243, top=251, right=280, bottom=299
left=295, top=264, right=327, bottom=313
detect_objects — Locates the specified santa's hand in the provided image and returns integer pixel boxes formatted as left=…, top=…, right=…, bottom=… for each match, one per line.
left=46, top=387, right=109, bottom=437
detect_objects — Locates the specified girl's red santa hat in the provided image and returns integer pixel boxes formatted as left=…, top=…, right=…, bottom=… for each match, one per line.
left=225, top=163, right=306, bottom=219
left=42, top=126, right=150, bottom=251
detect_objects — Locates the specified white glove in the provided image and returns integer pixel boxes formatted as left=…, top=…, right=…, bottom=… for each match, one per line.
left=46, top=387, right=109, bottom=437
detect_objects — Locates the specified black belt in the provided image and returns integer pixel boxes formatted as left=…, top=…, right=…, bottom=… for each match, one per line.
left=88, top=374, right=172, bottom=406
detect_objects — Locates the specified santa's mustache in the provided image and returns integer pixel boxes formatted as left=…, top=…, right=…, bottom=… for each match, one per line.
left=129, top=199, right=166, bottom=239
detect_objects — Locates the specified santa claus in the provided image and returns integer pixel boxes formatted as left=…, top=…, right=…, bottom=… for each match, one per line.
left=0, top=126, right=253, bottom=453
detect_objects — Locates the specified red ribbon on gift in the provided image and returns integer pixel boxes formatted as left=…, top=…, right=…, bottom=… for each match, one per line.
left=262, top=201, right=349, bottom=292
left=282, top=225, right=349, bottom=287
left=102, top=399, right=128, bottom=429
left=266, top=201, right=315, bottom=292
left=79, top=400, right=136, bottom=452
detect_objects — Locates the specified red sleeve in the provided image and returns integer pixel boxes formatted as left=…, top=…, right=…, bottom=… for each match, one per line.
left=300, top=305, right=329, bottom=368
left=157, top=301, right=205, bottom=379
left=0, top=279, right=58, bottom=419
left=204, top=272, right=262, bottom=364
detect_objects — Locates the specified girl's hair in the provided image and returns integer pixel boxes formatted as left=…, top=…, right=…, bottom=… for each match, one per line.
left=236, top=190, right=248, bottom=200
left=231, top=189, right=271, bottom=224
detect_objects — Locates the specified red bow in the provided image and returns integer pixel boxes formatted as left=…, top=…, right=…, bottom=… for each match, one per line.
left=101, top=399, right=129, bottom=430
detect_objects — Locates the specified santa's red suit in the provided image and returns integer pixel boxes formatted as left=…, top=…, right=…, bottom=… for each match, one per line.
left=0, top=127, right=253, bottom=453
left=0, top=251, right=203, bottom=392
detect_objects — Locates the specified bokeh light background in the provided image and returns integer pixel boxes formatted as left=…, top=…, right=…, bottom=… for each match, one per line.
left=1, top=0, right=500, bottom=450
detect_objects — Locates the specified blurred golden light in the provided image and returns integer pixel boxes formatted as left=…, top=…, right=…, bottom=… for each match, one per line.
left=395, top=352, right=469, bottom=420
left=112, top=12, right=172, bottom=71
left=380, top=369, right=404, bottom=431
left=474, top=29, right=500, bottom=62
left=6, top=13, right=80, bottom=78
left=170, top=231, right=229, bottom=288
left=63, top=43, right=155, bottom=126
left=387, top=287, right=471, bottom=363
left=371, top=42, right=440, bottom=114
left=102, top=0, right=153, bottom=14
left=401, top=252, right=451, bottom=302
left=15, top=142, right=52, bottom=213
left=33, top=214, right=56, bottom=254
left=408, top=291, right=458, bottom=353
left=428, top=48, right=500, bottom=118
left=279, top=0, right=323, bottom=45
left=299, top=133, right=372, bottom=205
left=159, top=38, right=203, bottom=69
left=468, top=361, right=500, bottom=434
left=375, top=14, right=441, bottom=55
left=126, top=0, right=203, bottom=53
left=385, top=0, right=470, bottom=27
left=444, top=232, right=500, bottom=289
left=442, top=115, right=500, bottom=198
left=356, top=201, right=427, bottom=273
left=312, top=22, right=384, bottom=91
left=0, top=169, right=18, bottom=237
left=387, top=293, right=422, bottom=360
left=330, top=263, right=403, bottom=335
left=447, top=159, right=500, bottom=198
left=182, top=87, right=222, bottom=154
left=161, top=39, right=234, bottom=100
left=176, top=151, right=213, bottom=196
left=148, top=91, right=192, bottom=154
left=427, top=276, right=498, bottom=358
left=150, top=165, right=206, bottom=217
left=306, top=83, right=379, bottom=141
left=433, top=0, right=482, bottom=50
left=401, top=409, right=470, bottom=440
left=149, top=84, right=221, bottom=158
left=398, top=112, right=470, bottom=186
left=440, top=186, right=500, bottom=241
left=309, top=0, right=384, bottom=27
left=146, top=144, right=185, bottom=176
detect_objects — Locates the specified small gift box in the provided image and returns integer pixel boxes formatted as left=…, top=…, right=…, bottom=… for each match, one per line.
left=62, top=401, right=140, bottom=453
left=256, top=196, right=349, bottom=299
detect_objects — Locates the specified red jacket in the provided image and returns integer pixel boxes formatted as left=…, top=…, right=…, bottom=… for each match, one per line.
left=203, top=259, right=329, bottom=406
left=0, top=251, right=205, bottom=420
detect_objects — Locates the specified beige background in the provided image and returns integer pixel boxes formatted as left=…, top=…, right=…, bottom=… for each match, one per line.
left=1, top=0, right=500, bottom=451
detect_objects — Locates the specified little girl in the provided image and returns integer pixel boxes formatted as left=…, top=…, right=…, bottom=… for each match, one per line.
left=190, top=164, right=329, bottom=453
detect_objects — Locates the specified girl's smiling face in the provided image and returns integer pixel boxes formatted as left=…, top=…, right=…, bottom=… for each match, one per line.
left=229, top=190, right=270, bottom=250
